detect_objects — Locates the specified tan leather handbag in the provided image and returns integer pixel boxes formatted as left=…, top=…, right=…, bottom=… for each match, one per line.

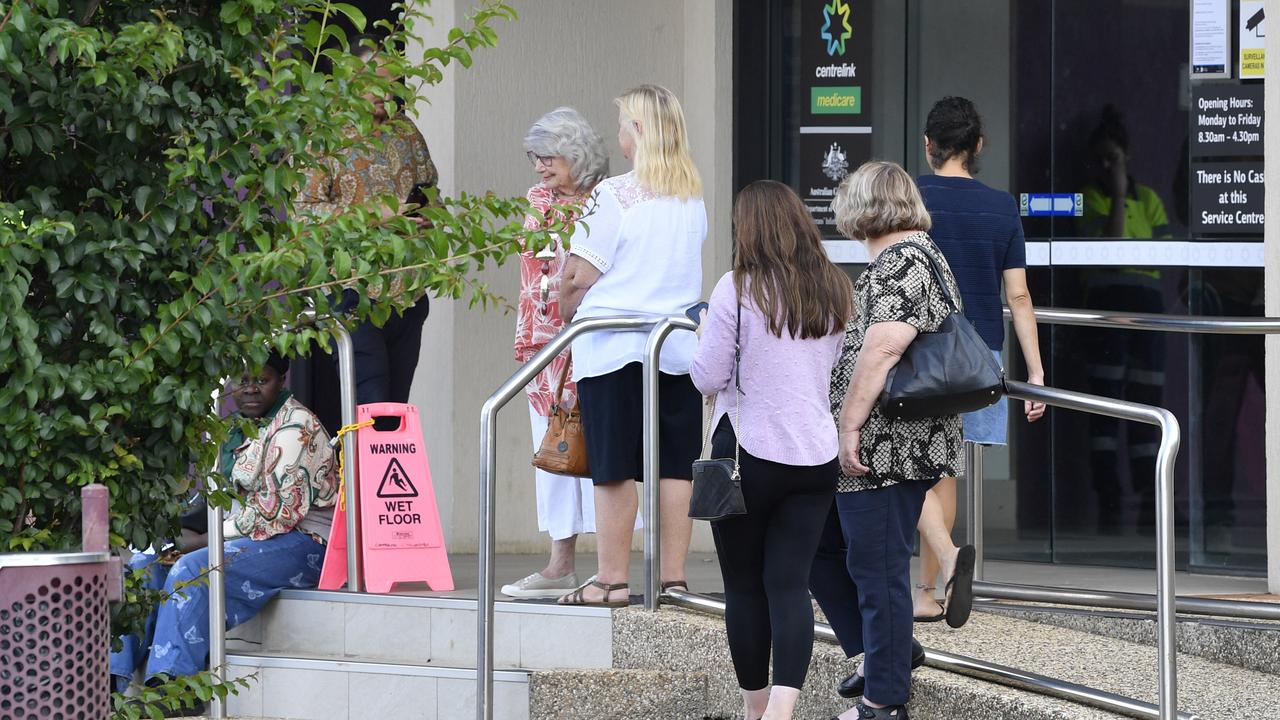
left=532, top=359, right=590, bottom=477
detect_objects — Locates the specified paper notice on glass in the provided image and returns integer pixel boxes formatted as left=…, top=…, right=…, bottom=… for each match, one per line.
left=1239, top=1, right=1266, bottom=79
left=1192, top=0, right=1230, bottom=77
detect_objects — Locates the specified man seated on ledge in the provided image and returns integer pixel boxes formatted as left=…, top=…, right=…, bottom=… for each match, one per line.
left=110, top=352, right=337, bottom=714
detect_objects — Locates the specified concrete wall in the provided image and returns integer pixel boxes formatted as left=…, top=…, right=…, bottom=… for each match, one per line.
left=408, top=0, right=734, bottom=554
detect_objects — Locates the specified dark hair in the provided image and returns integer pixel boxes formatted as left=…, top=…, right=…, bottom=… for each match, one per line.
left=732, top=181, right=852, bottom=339
left=265, top=351, right=289, bottom=377
left=924, top=96, right=983, bottom=173
left=1089, top=104, right=1129, bottom=153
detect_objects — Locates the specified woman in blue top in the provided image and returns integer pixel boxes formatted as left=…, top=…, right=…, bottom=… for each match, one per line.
left=912, top=97, right=1046, bottom=628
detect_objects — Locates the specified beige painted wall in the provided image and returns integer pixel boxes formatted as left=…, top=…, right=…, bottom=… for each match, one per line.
left=407, top=0, right=734, bottom=554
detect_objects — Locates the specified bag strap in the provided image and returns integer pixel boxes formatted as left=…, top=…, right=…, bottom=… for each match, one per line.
left=880, top=239, right=960, bottom=312
left=551, top=354, right=571, bottom=406
left=699, top=298, right=743, bottom=468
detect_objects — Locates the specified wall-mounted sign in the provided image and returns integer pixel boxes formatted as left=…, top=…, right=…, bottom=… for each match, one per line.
left=1191, top=84, right=1264, bottom=156
left=1019, top=193, right=1084, bottom=217
left=797, top=0, right=873, bottom=234
left=1192, top=0, right=1230, bottom=78
left=1239, top=1, right=1265, bottom=79
left=1190, top=161, right=1265, bottom=234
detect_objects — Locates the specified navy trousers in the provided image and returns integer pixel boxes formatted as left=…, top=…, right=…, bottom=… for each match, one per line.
left=333, top=289, right=430, bottom=406
left=809, top=480, right=930, bottom=707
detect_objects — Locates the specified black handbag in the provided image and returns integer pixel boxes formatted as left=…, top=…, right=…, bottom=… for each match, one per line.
left=689, top=302, right=747, bottom=522
left=877, top=241, right=1005, bottom=420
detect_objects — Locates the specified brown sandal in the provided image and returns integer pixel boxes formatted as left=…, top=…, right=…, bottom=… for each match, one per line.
left=661, top=580, right=689, bottom=593
left=558, top=579, right=630, bottom=607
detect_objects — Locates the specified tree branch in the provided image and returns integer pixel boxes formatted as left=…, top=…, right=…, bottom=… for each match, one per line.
left=78, top=0, right=101, bottom=25
left=0, top=1, right=19, bottom=35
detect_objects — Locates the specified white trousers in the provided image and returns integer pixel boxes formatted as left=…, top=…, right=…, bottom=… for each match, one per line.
left=530, top=402, right=597, bottom=540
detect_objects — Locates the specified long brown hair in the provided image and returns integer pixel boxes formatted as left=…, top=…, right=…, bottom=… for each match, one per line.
left=733, top=180, right=852, bottom=339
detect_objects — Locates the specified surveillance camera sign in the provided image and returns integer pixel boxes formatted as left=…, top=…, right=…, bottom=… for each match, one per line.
left=1239, top=1, right=1265, bottom=79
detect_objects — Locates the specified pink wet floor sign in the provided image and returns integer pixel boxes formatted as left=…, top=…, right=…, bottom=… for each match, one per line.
left=318, top=403, right=454, bottom=593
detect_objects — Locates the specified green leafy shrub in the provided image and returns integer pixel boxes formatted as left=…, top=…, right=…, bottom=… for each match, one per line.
left=1, top=0, right=556, bottom=712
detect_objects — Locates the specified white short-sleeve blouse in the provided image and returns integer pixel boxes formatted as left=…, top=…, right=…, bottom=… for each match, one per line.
left=568, top=172, right=707, bottom=381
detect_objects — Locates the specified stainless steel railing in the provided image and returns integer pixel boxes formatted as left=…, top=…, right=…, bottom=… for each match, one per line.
left=207, top=310, right=360, bottom=719
left=647, top=376, right=1185, bottom=720
left=664, top=589, right=1199, bottom=720
left=477, top=315, right=668, bottom=720
left=969, top=306, right=1280, bottom=618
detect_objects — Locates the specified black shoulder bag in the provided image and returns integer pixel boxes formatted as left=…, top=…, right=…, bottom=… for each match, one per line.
left=689, top=301, right=747, bottom=522
left=877, top=241, right=1005, bottom=420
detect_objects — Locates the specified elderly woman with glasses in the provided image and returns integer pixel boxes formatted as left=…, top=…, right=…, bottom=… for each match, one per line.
left=501, top=107, right=612, bottom=599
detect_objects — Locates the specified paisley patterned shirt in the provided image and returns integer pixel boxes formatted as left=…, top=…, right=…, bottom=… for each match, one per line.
left=228, top=396, right=338, bottom=540
left=830, top=232, right=964, bottom=492
left=515, top=183, right=584, bottom=416
left=296, top=120, right=438, bottom=300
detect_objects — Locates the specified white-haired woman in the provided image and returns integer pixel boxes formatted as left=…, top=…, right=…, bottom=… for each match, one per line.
left=810, top=161, right=962, bottom=720
left=557, top=85, right=706, bottom=606
left=502, top=108, right=611, bottom=599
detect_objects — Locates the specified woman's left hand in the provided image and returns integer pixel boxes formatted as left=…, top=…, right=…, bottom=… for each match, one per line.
left=1024, top=373, right=1046, bottom=423
left=839, top=429, right=870, bottom=476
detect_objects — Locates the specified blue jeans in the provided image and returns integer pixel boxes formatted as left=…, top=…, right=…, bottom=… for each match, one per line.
left=110, top=531, right=324, bottom=684
left=809, top=481, right=930, bottom=707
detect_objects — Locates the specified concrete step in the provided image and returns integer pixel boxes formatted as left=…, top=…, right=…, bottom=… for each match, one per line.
left=975, top=599, right=1280, bottom=675
left=613, top=606, right=1124, bottom=719
left=227, top=589, right=614, bottom=671
left=224, top=653, right=530, bottom=720
left=912, top=610, right=1280, bottom=718
left=615, top=604, right=1280, bottom=719
left=528, top=668, right=709, bottom=720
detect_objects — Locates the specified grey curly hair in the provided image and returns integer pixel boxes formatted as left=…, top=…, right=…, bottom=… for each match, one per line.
left=523, top=107, right=610, bottom=191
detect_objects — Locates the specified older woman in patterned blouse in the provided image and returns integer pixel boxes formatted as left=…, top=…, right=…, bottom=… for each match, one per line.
left=110, top=354, right=337, bottom=713
left=500, top=108, right=611, bottom=599
left=809, top=162, right=964, bottom=720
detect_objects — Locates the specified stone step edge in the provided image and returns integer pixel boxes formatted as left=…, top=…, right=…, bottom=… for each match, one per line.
left=273, top=588, right=613, bottom=617
left=972, top=602, right=1280, bottom=676
left=613, top=606, right=1130, bottom=720
left=225, top=651, right=530, bottom=683
left=528, top=668, right=711, bottom=720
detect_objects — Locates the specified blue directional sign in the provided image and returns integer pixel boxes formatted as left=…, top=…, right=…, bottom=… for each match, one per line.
left=1020, top=193, right=1084, bottom=217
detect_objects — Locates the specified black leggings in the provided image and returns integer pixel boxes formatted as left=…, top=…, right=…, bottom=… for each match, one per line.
left=709, top=418, right=838, bottom=691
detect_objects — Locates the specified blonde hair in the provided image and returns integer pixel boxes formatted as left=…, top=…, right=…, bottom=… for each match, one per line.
left=832, top=161, right=931, bottom=240
left=615, top=85, right=702, bottom=199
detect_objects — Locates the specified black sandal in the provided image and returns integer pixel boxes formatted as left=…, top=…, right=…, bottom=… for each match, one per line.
left=558, top=579, right=630, bottom=608
left=944, top=545, right=976, bottom=628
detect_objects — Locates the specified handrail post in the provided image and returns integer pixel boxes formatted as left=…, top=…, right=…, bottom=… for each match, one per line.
left=207, top=490, right=227, bottom=718
left=333, top=324, right=362, bottom=592
left=477, top=316, right=663, bottom=720
left=965, top=441, right=984, bottom=581
left=642, top=317, right=698, bottom=611
left=1153, top=409, right=1181, bottom=720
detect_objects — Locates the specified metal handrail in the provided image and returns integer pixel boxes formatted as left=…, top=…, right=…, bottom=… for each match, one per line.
left=641, top=316, right=699, bottom=609
left=1005, top=305, right=1280, bottom=334
left=477, top=315, right=667, bottom=720
left=207, top=311, right=360, bottom=719
left=664, top=589, right=1199, bottom=720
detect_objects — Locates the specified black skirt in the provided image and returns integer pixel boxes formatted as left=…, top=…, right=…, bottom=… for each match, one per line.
left=576, top=362, right=701, bottom=484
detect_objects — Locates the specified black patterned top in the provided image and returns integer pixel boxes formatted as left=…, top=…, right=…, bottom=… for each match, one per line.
left=830, top=232, right=964, bottom=493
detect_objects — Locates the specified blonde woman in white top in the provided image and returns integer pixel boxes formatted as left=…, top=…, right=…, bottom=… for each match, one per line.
left=558, top=84, right=707, bottom=606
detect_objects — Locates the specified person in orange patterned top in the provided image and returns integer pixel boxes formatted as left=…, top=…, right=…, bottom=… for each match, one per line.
left=297, top=37, right=437, bottom=408
left=501, top=108, right=612, bottom=599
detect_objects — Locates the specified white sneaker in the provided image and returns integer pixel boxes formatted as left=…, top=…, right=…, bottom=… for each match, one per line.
left=500, top=571, right=580, bottom=599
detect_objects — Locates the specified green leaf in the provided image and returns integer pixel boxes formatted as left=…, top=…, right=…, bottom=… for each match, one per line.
left=135, top=187, right=153, bottom=215
left=331, top=3, right=367, bottom=32
left=11, top=127, right=31, bottom=155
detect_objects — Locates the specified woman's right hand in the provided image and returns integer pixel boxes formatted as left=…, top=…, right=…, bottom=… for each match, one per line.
left=839, top=429, right=870, bottom=477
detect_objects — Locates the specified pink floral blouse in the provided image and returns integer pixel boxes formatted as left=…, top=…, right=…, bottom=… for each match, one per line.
left=515, top=183, right=584, bottom=417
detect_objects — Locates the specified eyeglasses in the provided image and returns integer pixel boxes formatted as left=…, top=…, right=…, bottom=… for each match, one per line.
left=526, top=151, right=555, bottom=168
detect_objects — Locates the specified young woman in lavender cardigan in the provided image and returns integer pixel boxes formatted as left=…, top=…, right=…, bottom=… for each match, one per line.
left=690, top=180, right=852, bottom=720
